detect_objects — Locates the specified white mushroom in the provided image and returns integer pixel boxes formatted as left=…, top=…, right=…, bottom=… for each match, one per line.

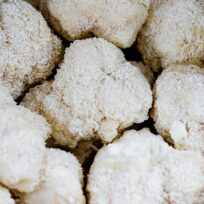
left=87, top=128, right=204, bottom=204
left=22, top=38, right=152, bottom=148
left=0, top=84, right=50, bottom=192
left=137, top=0, right=204, bottom=72
left=40, top=0, right=150, bottom=48
left=23, top=148, right=85, bottom=204
left=0, top=0, right=63, bottom=98
left=152, top=64, right=204, bottom=154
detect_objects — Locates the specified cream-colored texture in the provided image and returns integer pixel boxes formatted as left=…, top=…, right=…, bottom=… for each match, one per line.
left=40, top=0, right=150, bottom=48
left=0, top=0, right=63, bottom=99
left=0, top=82, right=15, bottom=106
left=0, top=84, right=50, bottom=193
left=152, top=64, right=204, bottom=154
left=26, top=0, right=40, bottom=8
left=0, top=186, right=14, bottom=204
left=22, top=38, right=152, bottom=148
left=130, top=61, right=155, bottom=86
left=87, top=128, right=204, bottom=204
left=21, top=81, right=52, bottom=116
left=137, top=0, right=204, bottom=72
left=23, top=148, right=85, bottom=204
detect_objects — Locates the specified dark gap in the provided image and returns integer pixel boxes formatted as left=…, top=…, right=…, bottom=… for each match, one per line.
left=123, top=43, right=142, bottom=62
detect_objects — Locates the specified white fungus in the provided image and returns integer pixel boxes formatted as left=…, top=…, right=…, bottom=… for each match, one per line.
left=0, top=0, right=63, bottom=99
left=87, top=128, right=204, bottom=204
left=40, top=0, right=150, bottom=48
left=0, top=84, right=50, bottom=192
left=23, top=148, right=85, bottom=204
left=22, top=38, right=152, bottom=148
left=152, top=64, right=204, bottom=154
left=137, top=0, right=204, bottom=72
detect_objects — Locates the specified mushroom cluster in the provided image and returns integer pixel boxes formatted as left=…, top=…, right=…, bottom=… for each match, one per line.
left=0, top=0, right=203, bottom=203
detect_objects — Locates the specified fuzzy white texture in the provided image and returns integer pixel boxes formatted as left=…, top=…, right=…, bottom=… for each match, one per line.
left=0, top=96, right=50, bottom=192
left=0, top=83, right=15, bottom=106
left=152, top=64, right=204, bottom=154
left=22, top=38, right=152, bottom=148
left=21, top=81, right=52, bottom=115
left=21, top=82, right=101, bottom=165
left=20, top=81, right=103, bottom=166
left=23, top=148, right=85, bottom=204
left=87, top=128, right=204, bottom=204
left=130, top=61, right=155, bottom=86
left=0, top=0, right=63, bottom=99
left=40, top=0, right=150, bottom=48
left=137, top=0, right=204, bottom=72
left=0, top=185, right=15, bottom=204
